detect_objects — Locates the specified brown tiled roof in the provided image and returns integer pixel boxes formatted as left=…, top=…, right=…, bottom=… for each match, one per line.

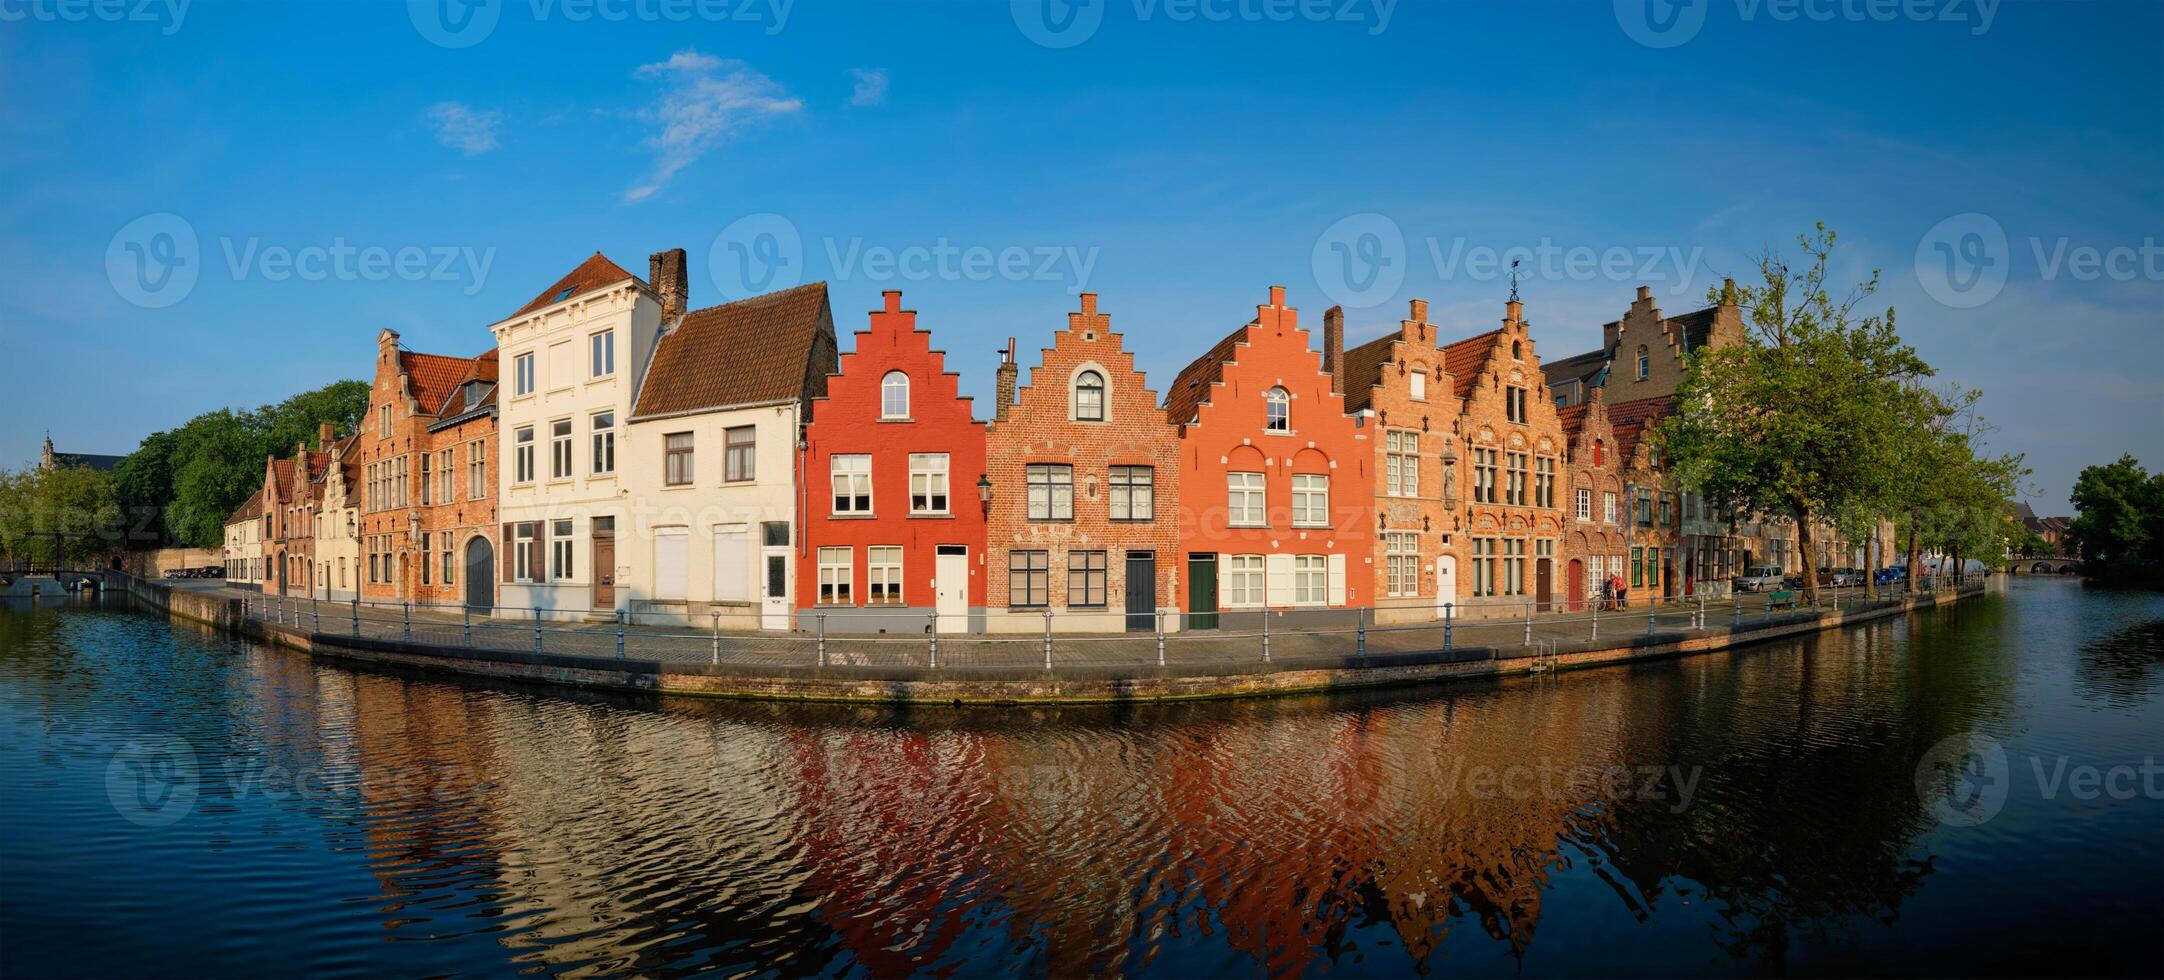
left=1164, top=324, right=1251, bottom=426
left=268, top=457, right=295, bottom=499
left=510, top=252, right=642, bottom=319
left=401, top=352, right=476, bottom=419
left=1605, top=395, right=1676, bottom=464
left=1338, top=332, right=1400, bottom=415
left=631, top=282, right=834, bottom=419
left=225, top=488, right=265, bottom=525
left=1555, top=402, right=1591, bottom=439
left=1441, top=329, right=1502, bottom=400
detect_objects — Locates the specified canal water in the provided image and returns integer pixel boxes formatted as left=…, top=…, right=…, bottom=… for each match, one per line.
left=1, top=579, right=2159, bottom=978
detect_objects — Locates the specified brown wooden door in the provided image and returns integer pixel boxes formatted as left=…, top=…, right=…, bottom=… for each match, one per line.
left=1536, top=558, right=1552, bottom=612
left=592, top=527, right=616, bottom=610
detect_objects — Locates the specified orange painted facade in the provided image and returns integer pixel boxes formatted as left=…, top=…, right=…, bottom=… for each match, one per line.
left=1169, top=286, right=1374, bottom=615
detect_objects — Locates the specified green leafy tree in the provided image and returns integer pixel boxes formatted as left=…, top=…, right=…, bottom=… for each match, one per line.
left=1660, top=225, right=1938, bottom=602
left=0, top=464, right=123, bottom=566
left=113, top=428, right=178, bottom=548
left=2066, top=455, right=2164, bottom=581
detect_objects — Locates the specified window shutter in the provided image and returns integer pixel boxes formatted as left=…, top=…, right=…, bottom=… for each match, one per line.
left=501, top=523, right=513, bottom=583
left=712, top=526, right=748, bottom=601
left=654, top=529, right=689, bottom=601
left=1328, top=553, right=1347, bottom=606
left=1265, top=554, right=1294, bottom=607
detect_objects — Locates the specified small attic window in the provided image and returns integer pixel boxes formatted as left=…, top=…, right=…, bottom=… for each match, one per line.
left=553, top=286, right=576, bottom=303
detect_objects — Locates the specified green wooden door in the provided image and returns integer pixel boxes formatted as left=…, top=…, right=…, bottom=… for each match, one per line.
left=1187, top=554, right=1218, bottom=631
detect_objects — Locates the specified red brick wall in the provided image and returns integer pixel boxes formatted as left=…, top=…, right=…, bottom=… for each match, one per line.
left=1350, top=300, right=1461, bottom=616
left=1175, top=286, right=1374, bottom=609
left=1447, top=301, right=1571, bottom=613
left=798, top=290, right=988, bottom=611
left=983, top=294, right=1181, bottom=619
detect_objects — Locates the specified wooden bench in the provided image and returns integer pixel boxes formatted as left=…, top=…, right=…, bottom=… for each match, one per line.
left=1766, top=590, right=1799, bottom=611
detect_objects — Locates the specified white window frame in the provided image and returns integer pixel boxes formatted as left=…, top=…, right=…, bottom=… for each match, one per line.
left=1293, top=554, right=1328, bottom=606
left=513, top=426, right=535, bottom=485
left=867, top=546, right=903, bottom=605
left=591, top=412, right=616, bottom=475
left=1385, top=430, right=1419, bottom=497
left=589, top=330, right=614, bottom=379
left=1227, top=471, right=1265, bottom=527
left=1576, top=488, right=1593, bottom=521
left=1025, top=464, right=1073, bottom=521
left=881, top=371, right=910, bottom=419
left=1291, top=474, right=1329, bottom=528
left=550, top=519, right=574, bottom=581
left=514, top=352, right=536, bottom=396
left=550, top=419, right=573, bottom=480
left=1264, top=387, right=1290, bottom=432
left=1225, top=554, right=1265, bottom=608
left=909, top=453, right=949, bottom=515
left=1073, top=370, right=1106, bottom=422
left=831, top=455, right=872, bottom=514
left=817, top=546, right=853, bottom=605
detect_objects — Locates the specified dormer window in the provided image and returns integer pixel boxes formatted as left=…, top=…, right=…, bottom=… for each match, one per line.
left=881, top=371, right=910, bottom=419
left=1264, top=387, right=1290, bottom=432
left=1074, top=370, right=1106, bottom=422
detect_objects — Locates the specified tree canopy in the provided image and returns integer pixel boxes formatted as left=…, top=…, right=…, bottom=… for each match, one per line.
left=2066, top=455, right=2164, bottom=584
left=0, top=463, right=122, bottom=566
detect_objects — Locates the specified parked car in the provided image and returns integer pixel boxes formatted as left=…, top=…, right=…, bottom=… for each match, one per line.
left=1876, top=566, right=1906, bottom=585
left=1829, top=568, right=1864, bottom=587
left=1736, top=565, right=1786, bottom=592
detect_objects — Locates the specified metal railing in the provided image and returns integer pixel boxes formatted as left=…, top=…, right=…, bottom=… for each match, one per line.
left=221, top=576, right=1982, bottom=675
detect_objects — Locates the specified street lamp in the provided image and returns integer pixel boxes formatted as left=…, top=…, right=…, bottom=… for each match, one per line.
left=977, top=474, right=993, bottom=514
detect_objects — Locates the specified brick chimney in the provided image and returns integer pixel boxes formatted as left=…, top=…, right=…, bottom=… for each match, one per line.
left=994, top=337, right=1018, bottom=422
left=1323, top=305, right=1344, bottom=395
left=318, top=422, right=335, bottom=450
left=649, top=247, right=688, bottom=323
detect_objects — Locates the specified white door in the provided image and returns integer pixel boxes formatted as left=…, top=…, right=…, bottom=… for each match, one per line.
left=935, top=546, right=968, bottom=633
left=1434, top=556, right=1457, bottom=616
left=760, top=546, right=789, bottom=630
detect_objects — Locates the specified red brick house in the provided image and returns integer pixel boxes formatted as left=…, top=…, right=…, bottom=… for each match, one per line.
left=355, top=329, right=499, bottom=608
left=1168, top=285, right=1373, bottom=623
left=1337, top=299, right=1464, bottom=623
left=982, top=293, right=1181, bottom=633
left=799, top=290, right=988, bottom=633
left=1556, top=388, right=1626, bottom=609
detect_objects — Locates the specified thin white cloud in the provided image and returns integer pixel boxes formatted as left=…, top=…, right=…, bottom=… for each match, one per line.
left=850, top=67, right=888, bottom=107
left=624, top=49, right=801, bottom=203
left=427, top=101, right=502, bottom=156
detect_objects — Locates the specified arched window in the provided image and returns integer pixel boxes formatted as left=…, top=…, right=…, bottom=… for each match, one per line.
left=1264, top=387, right=1290, bottom=432
left=1511, top=340, right=1522, bottom=359
left=1593, top=438, right=1605, bottom=466
left=881, top=371, right=909, bottom=419
left=1635, top=345, right=1650, bottom=381
left=1074, top=370, right=1105, bottom=421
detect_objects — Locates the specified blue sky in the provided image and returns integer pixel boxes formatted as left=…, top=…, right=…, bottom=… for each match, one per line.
left=3, top=0, right=2158, bottom=510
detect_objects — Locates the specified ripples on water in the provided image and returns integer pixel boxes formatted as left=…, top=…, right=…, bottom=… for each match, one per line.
left=2, top=579, right=2161, bottom=978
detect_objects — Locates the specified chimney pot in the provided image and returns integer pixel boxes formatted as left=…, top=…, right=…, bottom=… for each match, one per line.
left=319, top=422, right=335, bottom=449
left=1079, top=292, right=1097, bottom=315
left=1268, top=284, right=1287, bottom=307
left=994, top=337, right=1019, bottom=422
left=1324, top=305, right=1345, bottom=396
left=883, top=289, right=902, bottom=313
left=1409, top=298, right=1427, bottom=323
left=1637, top=285, right=1652, bottom=301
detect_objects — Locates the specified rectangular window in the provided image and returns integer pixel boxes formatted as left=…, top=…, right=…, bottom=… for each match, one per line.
left=867, top=546, right=903, bottom=605
left=514, top=427, right=535, bottom=484
left=1603, top=491, right=1618, bottom=524
left=724, top=426, right=756, bottom=482
left=1025, top=464, right=1073, bottom=521
left=1385, top=532, right=1419, bottom=597
left=551, top=519, right=574, bottom=581
left=421, top=533, right=431, bottom=585
left=514, top=352, right=535, bottom=396
left=1227, top=471, right=1265, bottom=526
left=1474, top=449, right=1498, bottom=504
left=468, top=441, right=486, bottom=499
left=1507, top=386, right=1527, bottom=423
left=1067, top=550, right=1108, bottom=607
left=378, top=404, right=390, bottom=437
left=1505, top=452, right=1528, bottom=506
left=441, top=532, right=454, bottom=586
left=654, top=528, right=688, bottom=600
left=1008, top=550, right=1049, bottom=607
left=831, top=455, right=872, bottom=513
left=591, top=413, right=616, bottom=475
left=420, top=453, right=432, bottom=504
left=1632, top=546, right=1645, bottom=587
left=1535, top=456, right=1556, bottom=508
left=589, top=330, right=614, bottom=378
left=1636, top=488, right=1654, bottom=526
left=1473, top=537, right=1498, bottom=597
left=1293, top=555, right=1329, bottom=605
left=908, top=453, right=950, bottom=514
left=818, top=547, right=852, bottom=605
left=1409, top=371, right=1427, bottom=401
left=665, top=432, right=694, bottom=486
left=1504, top=538, right=1526, bottom=595
left=550, top=419, right=573, bottom=479
left=1291, top=474, right=1329, bottom=527
left=438, top=449, right=454, bottom=503
left=1108, top=466, right=1153, bottom=521
left=514, top=523, right=537, bottom=582
left=1385, top=430, right=1419, bottom=497
left=1576, top=488, right=1592, bottom=521
left=1225, top=555, right=1265, bottom=608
